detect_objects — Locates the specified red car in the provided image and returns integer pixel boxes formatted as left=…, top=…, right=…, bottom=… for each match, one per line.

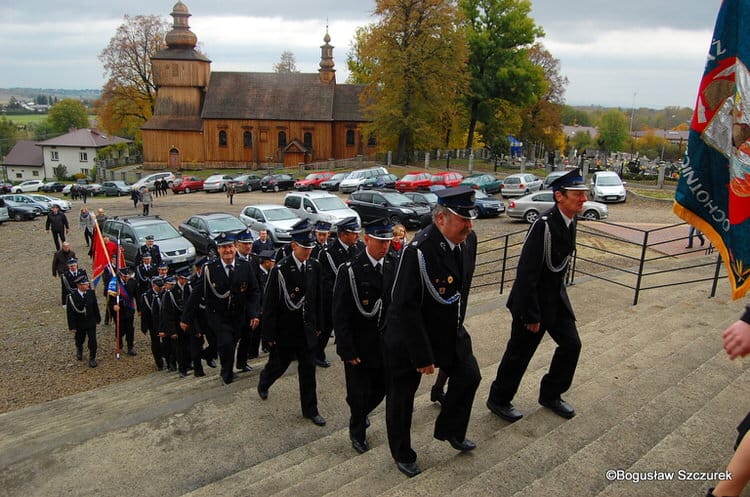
left=431, top=171, right=464, bottom=188
left=171, top=176, right=204, bottom=194
left=294, top=171, right=334, bottom=191
left=395, top=171, right=434, bottom=192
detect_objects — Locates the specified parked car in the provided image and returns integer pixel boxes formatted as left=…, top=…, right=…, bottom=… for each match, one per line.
left=2, top=194, right=51, bottom=214
left=203, top=174, right=235, bottom=193
left=0, top=197, right=10, bottom=224
left=294, top=171, right=334, bottom=191
left=101, top=180, right=132, bottom=196
left=27, top=194, right=72, bottom=212
left=319, top=172, right=349, bottom=192
left=179, top=212, right=248, bottom=258
left=460, top=173, right=503, bottom=194
left=11, top=179, right=44, bottom=193
left=542, top=170, right=568, bottom=190
left=239, top=204, right=302, bottom=245
left=395, top=171, right=434, bottom=192
left=506, top=191, right=608, bottom=223
left=346, top=189, right=431, bottom=228
left=359, top=173, right=398, bottom=190
left=474, top=190, right=505, bottom=218
left=64, top=183, right=102, bottom=196
left=590, top=171, right=627, bottom=203
left=232, top=174, right=262, bottom=193
left=499, top=173, right=543, bottom=197
left=170, top=176, right=204, bottom=194
left=40, top=181, right=66, bottom=193
left=260, top=174, right=296, bottom=192
left=431, top=171, right=464, bottom=188
left=101, top=215, right=196, bottom=270
left=339, top=166, right=389, bottom=193
left=2, top=198, right=41, bottom=221
left=402, top=191, right=438, bottom=207
left=284, top=191, right=360, bottom=228
left=130, top=172, right=176, bottom=192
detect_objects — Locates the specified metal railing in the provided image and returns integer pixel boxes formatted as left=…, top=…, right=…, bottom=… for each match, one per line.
left=472, top=220, right=725, bottom=305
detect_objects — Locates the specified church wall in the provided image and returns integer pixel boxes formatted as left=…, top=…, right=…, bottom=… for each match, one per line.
left=142, top=129, right=205, bottom=169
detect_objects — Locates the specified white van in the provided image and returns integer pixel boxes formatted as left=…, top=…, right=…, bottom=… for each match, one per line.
left=590, top=171, right=627, bottom=203
left=338, top=166, right=389, bottom=194
left=131, top=172, right=176, bottom=192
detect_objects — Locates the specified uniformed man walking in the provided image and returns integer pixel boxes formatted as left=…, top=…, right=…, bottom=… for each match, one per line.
left=141, top=276, right=166, bottom=370
left=311, top=220, right=332, bottom=260
left=135, top=253, right=156, bottom=309
left=62, top=258, right=88, bottom=307
left=52, top=243, right=76, bottom=305
left=333, top=218, right=398, bottom=454
left=135, top=235, right=162, bottom=267
left=108, top=266, right=138, bottom=356
left=235, top=229, right=258, bottom=372
left=257, top=221, right=326, bottom=426
left=66, top=275, right=101, bottom=368
left=487, top=168, right=588, bottom=422
left=383, top=185, right=481, bottom=477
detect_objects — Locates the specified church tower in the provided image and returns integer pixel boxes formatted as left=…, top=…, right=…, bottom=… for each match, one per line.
left=318, top=29, right=336, bottom=84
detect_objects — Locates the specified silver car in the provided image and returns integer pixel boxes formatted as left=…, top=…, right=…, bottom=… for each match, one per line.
left=506, top=191, right=608, bottom=223
left=500, top=173, right=543, bottom=197
left=27, top=194, right=72, bottom=211
left=239, top=204, right=302, bottom=244
left=203, top=174, right=235, bottom=193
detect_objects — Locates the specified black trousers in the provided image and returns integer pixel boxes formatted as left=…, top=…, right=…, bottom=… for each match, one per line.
left=345, top=363, right=385, bottom=443
left=235, top=321, right=252, bottom=368
left=51, top=230, right=66, bottom=251
left=385, top=347, right=481, bottom=464
left=146, top=329, right=165, bottom=369
left=258, top=343, right=319, bottom=418
left=84, top=228, right=93, bottom=247
left=489, top=314, right=581, bottom=405
left=75, top=326, right=97, bottom=359
left=60, top=276, right=70, bottom=305
left=114, top=311, right=135, bottom=349
left=315, top=325, right=332, bottom=361
left=211, top=318, right=239, bottom=384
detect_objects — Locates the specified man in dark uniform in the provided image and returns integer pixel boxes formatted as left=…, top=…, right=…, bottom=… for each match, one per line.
left=52, top=242, right=76, bottom=305
left=66, top=275, right=101, bottom=368
left=62, top=258, right=88, bottom=307
left=160, top=275, right=183, bottom=373
left=257, top=221, right=326, bottom=426
left=487, top=168, right=588, bottom=422
left=248, top=249, right=276, bottom=359
left=135, top=235, right=162, bottom=267
left=141, top=276, right=166, bottom=370
left=334, top=218, right=398, bottom=454
left=235, top=229, right=258, bottom=372
left=311, top=220, right=332, bottom=259
left=181, top=232, right=261, bottom=385
left=135, top=253, right=157, bottom=309
left=181, top=258, right=209, bottom=376
left=318, top=216, right=364, bottom=367
left=108, top=266, right=138, bottom=356
left=383, top=185, right=481, bottom=478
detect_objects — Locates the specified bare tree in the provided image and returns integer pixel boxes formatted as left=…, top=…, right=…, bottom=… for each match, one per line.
left=274, top=50, right=300, bottom=73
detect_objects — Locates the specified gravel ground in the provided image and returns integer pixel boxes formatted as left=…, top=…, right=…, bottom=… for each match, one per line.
left=0, top=187, right=681, bottom=414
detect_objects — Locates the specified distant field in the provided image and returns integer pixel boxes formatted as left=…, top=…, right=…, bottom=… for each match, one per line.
left=2, top=114, right=48, bottom=125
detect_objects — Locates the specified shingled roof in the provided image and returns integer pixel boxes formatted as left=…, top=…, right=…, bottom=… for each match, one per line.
left=4, top=140, right=43, bottom=167
left=201, top=72, right=367, bottom=122
left=36, top=128, right=131, bottom=148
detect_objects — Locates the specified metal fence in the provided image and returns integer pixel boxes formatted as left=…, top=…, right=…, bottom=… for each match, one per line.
left=473, top=220, right=725, bottom=305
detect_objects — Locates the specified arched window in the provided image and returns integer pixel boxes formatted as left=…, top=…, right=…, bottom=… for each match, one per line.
left=243, top=131, right=252, bottom=148
left=219, top=130, right=227, bottom=147
left=304, top=132, right=313, bottom=149
left=346, top=129, right=355, bottom=146
left=278, top=131, right=287, bottom=148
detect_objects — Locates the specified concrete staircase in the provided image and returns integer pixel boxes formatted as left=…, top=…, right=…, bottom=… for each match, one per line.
left=1, top=258, right=749, bottom=497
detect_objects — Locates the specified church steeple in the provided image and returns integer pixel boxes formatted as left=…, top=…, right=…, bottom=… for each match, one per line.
left=318, top=26, right=336, bottom=84
left=165, top=1, right=198, bottom=49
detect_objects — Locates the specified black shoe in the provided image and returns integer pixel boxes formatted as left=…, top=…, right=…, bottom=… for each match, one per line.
left=231, top=372, right=239, bottom=380
left=315, top=358, right=331, bottom=368
left=486, top=399, right=523, bottom=422
left=437, top=436, right=476, bottom=452
left=157, top=364, right=164, bottom=371
left=365, top=417, right=371, bottom=428
left=88, top=358, right=98, bottom=368
left=206, top=359, right=217, bottom=368
left=258, top=385, right=268, bottom=400
left=539, top=398, right=576, bottom=419
left=307, top=414, right=326, bottom=426
left=194, top=370, right=206, bottom=377
left=76, top=350, right=83, bottom=361
left=221, top=375, right=232, bottom=385
left=179, top=371, right=188, bottom=378
left=430, top=385, right=445, bottom=405
left=351, top=437, right=369, bottom=454
left=237, top=364, right=253, bottom=372
left=127, top=347, right=137, bottom=356
left=396, top=461, right=422, bottom=478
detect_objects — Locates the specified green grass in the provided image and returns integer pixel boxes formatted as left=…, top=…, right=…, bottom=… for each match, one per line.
left=2, top=114, right=47, bottom=125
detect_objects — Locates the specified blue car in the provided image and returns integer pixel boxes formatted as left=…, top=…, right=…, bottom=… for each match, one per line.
left=474, top=190, right=505, bottom=217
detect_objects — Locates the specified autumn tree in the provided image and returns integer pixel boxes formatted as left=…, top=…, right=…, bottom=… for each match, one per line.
left=47, top=99, right=90, bottom=134
left=96, top=15, right=169, bottom=138
left=0, top=117, right=17, bottom=157
left=274, top=50, right=300, bottom=73
left=460, top=0, right=545, bottom=150
left=353, top=0, right=469, bottom=164
left=597, top=109, right=629, bottom=155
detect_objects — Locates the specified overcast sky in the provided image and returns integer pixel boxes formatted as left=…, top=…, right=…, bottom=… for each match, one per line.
left=0, top=0, right=723, bottom=109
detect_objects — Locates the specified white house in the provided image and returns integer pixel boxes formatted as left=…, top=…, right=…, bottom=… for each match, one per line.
left=36, top=128, right=132, bottom=179
left=3, top=140, right=44, bottom=181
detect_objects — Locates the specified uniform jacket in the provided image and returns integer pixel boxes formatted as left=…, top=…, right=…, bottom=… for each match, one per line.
left=333, top=250, right=397, bottom=368
left=66, top=289, right=101, bottom=330
left=192, top=258, right=261, bottom=324
left=140, top=288, right=163, bottom=333
left=251, top=238, right=274, bottom=255
left=319, top=239, right=365, bottom=329
left=62, top=268, right=88, bottom=296
left=135, top=244, right=162, bottom=267
left=107, top=277, right=138, bottom=318
left=161, top=283, right=191, bottom=336
left=52, top=249, right=76, bottom=277
left=262, top=255, right=321, bottom=349
left=384, top=224, right=477, bottom=371
left=506, top=204, right=576, bottom=325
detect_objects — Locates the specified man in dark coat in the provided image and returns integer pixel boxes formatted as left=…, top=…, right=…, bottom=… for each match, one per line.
left=46, top=204, right=70, bottom=250
left=52, top=242, right=76, bottom=305
left=251, top=229, right=274, bottom=255
left=181, top=258, right=210, bottom=375
left=247, top=249, right=275, bottom=359
left=487, top=168, right=588, bottom=423
left=62, top=258, right=88, bottom=307
left=333, top=218, right=398, bottom=454
left=383, top=186, right=480, bottom=478
left=181, top=232, right=261, bottom=384
left=135, top=235, right=162, bottom=267
left=108, top=266, right=138, bottom=356
left=234, top=229, right=259, bottom=371
left=257, top=221, right=326, bottom=426
left=141, top=276, right=166, bottom=370
left=317, top=216, right=364, bottom=367
left=66, top=275, right=101, bottom=368
left=311, top=221, right=332, bottom=260
left=135, top=253, right=157, bottom=310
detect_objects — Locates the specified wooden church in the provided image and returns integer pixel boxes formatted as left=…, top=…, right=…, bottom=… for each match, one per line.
left=141, top=1, right=375, bottom=170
